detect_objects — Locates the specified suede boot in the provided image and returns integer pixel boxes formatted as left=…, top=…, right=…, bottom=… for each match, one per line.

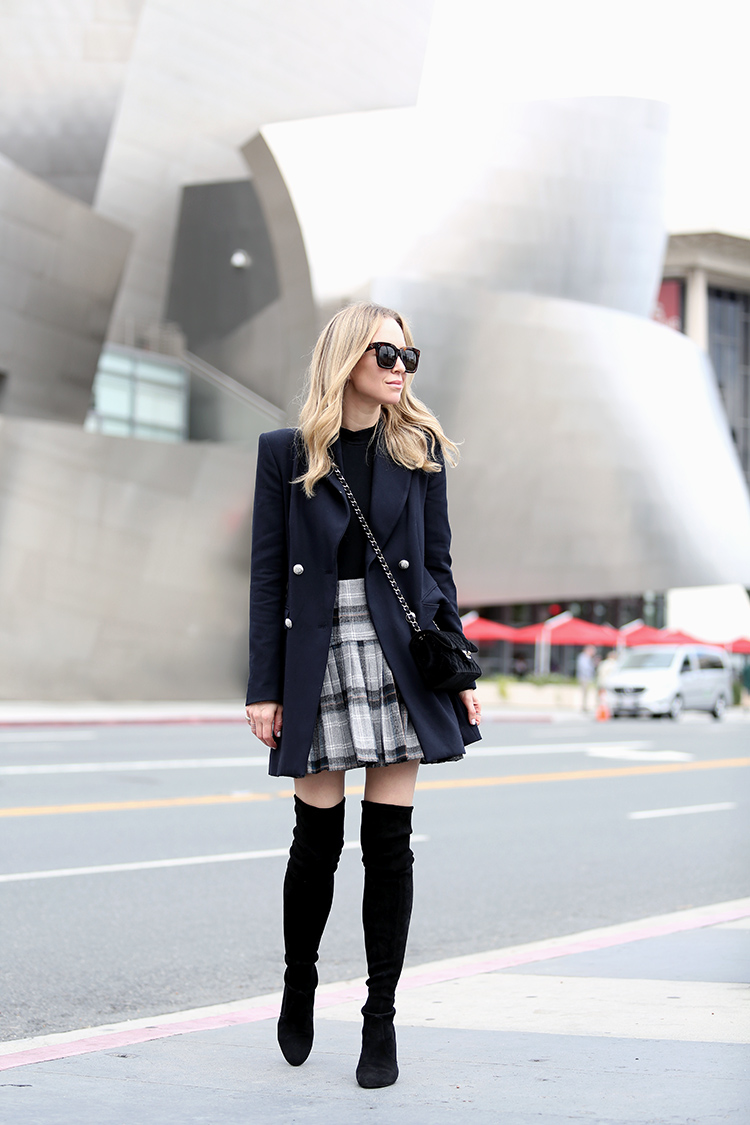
left=277, top=795, right=345, bottom=1066
left=356, top=800, right=414, bottom=1089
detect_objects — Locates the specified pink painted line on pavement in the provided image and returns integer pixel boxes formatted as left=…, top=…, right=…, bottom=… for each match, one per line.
left=0, top=1007, right=281, bottom=1072
left=397, top=905, right=750, bottom=990
left=0, top=712, right=552, bottom=730
left=0, top=717, right=246, bottom=729
left=1, top=903, right=747, bottom=1072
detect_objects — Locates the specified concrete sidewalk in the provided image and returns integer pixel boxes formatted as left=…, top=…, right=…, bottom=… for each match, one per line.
left=0, top=700, right=579, bottom=726
left=0, top=699, right=747, bottom=727
left=1, top=899, right=748, bottom=1124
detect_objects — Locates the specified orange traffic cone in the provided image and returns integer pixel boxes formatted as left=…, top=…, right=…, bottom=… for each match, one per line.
left=595, top=689, right=610, bottom=722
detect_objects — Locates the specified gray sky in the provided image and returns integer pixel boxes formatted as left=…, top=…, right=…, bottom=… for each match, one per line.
left=265, top=0, right=750, bottom=301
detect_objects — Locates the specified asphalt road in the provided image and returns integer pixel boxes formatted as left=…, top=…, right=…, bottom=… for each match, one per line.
left=1, top=714, right=748, bottom=1041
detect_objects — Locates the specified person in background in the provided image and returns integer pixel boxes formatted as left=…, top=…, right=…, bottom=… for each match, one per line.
left=596, top=648, right=620, bottom=691
left=576, top=644, right=598, bottom=711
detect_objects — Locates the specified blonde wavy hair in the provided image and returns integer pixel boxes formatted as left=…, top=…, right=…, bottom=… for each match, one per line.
left=295, top=302, right=459, bottom=496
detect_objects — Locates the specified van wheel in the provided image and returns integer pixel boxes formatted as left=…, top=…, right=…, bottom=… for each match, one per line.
left=668, top=694, right=683, bottom=721
left=712, top=695, right=727, bottom=721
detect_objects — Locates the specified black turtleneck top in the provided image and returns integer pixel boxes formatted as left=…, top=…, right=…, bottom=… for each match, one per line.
left=336, top=424, right=377, bottom=579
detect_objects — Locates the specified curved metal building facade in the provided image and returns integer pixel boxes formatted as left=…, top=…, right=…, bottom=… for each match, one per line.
left=0, top=8, right=748, bottom=699
left=372, top=98, right=750, bottom=602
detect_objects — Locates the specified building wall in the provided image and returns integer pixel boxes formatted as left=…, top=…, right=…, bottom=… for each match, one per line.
left=0, top=155, right=131, bottom=424
left=377, top=280, right=750, bottom=603
left=0, top=416, right=256, bottom=700
left=166, top=181, right=281, bottom=357
left=393, top=97, right=669, bottom=321
left=0, top=1, right=434, bottom=700
left=662, top=232, right=750, bottom=489
left=165, top=133, right=318, bottom=417
left=0, top=1, right=145, bottom=205
left=372, top=100, right=750, bottom=604
left=94, top=0, right=434, bottom=344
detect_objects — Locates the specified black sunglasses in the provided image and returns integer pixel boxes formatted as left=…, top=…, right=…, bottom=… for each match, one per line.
left=365, top=341, right=420, bottom=373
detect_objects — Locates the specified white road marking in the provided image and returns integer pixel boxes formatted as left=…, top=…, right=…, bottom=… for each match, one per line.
left=0, top=836, right=429, bottom=884
left=629, top=802, right=737, bottom=820
left=586, top=748, right=692, bottom=762
left=0, top=731, right=97, bottom=745
left=0, top=757, right=267, bottom=775
left=468, top=741, right=652, bottom=756
left=466, top=741, right=691, bottom=761
left=0, top=743, right=694, bottom=774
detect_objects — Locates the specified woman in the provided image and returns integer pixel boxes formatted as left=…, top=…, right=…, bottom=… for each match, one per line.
left=245, top=302, right=481, bottom=1089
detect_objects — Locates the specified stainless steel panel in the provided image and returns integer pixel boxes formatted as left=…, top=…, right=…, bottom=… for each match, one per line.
left=0, top=155, right=132, bottom=424
left=0, top=416, right=256, bottom=700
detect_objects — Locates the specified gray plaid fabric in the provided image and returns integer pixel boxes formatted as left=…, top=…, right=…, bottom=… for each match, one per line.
left=307, top=579, right=424, bottom=773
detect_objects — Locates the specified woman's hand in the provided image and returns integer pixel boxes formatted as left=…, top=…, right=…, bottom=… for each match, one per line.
left=458, top=689, right=481, bottom=726
left=245, top=701, right=283, bottom=749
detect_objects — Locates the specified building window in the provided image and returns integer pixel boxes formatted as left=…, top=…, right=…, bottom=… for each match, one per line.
left=708, top=288, right=750, bottom=483
left=85, top=347, right=189, bottom=443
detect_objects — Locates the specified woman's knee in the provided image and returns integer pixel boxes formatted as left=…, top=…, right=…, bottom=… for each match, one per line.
left=294, top=771, right=346, bottom=808
left=363, top=760, right=419, bottom=807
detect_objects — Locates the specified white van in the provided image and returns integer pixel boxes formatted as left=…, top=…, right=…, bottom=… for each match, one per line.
left=604, top=645, right=733, bottom=720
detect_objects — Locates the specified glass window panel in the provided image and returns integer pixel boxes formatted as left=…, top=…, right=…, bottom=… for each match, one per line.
left=100, top=418, right=132, bottom=437
left=95, top=373, right=132, bottom=419
left=133, top=424, right=181, bottom=443
left=97, top=351, right=136, bottom=376
left=134, top=360, right=186, bottom=387
left=134, top=381, right=184, bottom=429
left=708, top=287, right=750, bottom=486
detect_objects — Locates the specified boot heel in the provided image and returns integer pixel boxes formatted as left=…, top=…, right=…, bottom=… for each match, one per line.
left=356, top=1009, right=398, bottom=1088
left=277, top=967, right=317, bottom=1066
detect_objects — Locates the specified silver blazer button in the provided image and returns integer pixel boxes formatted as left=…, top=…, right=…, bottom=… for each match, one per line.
left=284, top=618, right=293, bottom=629
left=293, top=564, right=304, bottom=575
left=398, top=559, right=409, bottom=569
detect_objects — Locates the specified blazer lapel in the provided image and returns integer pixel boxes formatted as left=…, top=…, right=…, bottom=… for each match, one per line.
left=369, top=447, right=412, bottom=547
left=294, top=436, right=349, bottom=549
left=317, top=434, right=352, bottom=536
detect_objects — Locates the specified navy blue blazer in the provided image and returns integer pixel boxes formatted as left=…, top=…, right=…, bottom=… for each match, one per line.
left=246, top=428, right=481, bottom=777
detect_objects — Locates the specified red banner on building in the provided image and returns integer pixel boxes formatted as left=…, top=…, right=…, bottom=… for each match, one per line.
left=653, top=280, right=684, bottom=331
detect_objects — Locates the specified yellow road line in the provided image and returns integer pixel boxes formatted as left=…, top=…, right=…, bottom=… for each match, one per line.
left=1, top=758, right=747, bottom=818
left=0, top=792, right=285, bottom=818
left=413, top=756, right=750, bottom=791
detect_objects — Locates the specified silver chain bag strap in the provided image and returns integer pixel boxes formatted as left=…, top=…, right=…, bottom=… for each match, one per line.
left=330, top=461, right=481, bottom=692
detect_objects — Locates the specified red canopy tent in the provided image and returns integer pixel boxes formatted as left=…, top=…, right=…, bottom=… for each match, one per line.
left=620, top=624, right=664, bottom=646
left=513, top=617, right=618, bottom=646
left=547, top=618, right=618, bottom=646
left=658, top=629, right=703, bottom=645
left=620, top=626, right=703, bottom=646
left=462, top=617, right=518, bottom=643
left=727, top=637, right=750, bottom=654
left=507, top=622, right=543, bottom=643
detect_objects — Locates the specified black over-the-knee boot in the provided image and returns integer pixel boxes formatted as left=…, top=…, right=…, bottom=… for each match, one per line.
left=356, top=800, right=414, bottom=1089
left=277, top=794, right=346, bottom=1066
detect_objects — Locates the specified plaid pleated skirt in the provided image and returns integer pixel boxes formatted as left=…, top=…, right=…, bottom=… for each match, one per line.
left=307, top=578, right=425, bottom=773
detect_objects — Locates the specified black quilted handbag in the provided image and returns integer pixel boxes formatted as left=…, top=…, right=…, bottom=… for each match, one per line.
left=408, top=627, right=481, bottom=692
left=330, top=464, right=482, bottom=693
